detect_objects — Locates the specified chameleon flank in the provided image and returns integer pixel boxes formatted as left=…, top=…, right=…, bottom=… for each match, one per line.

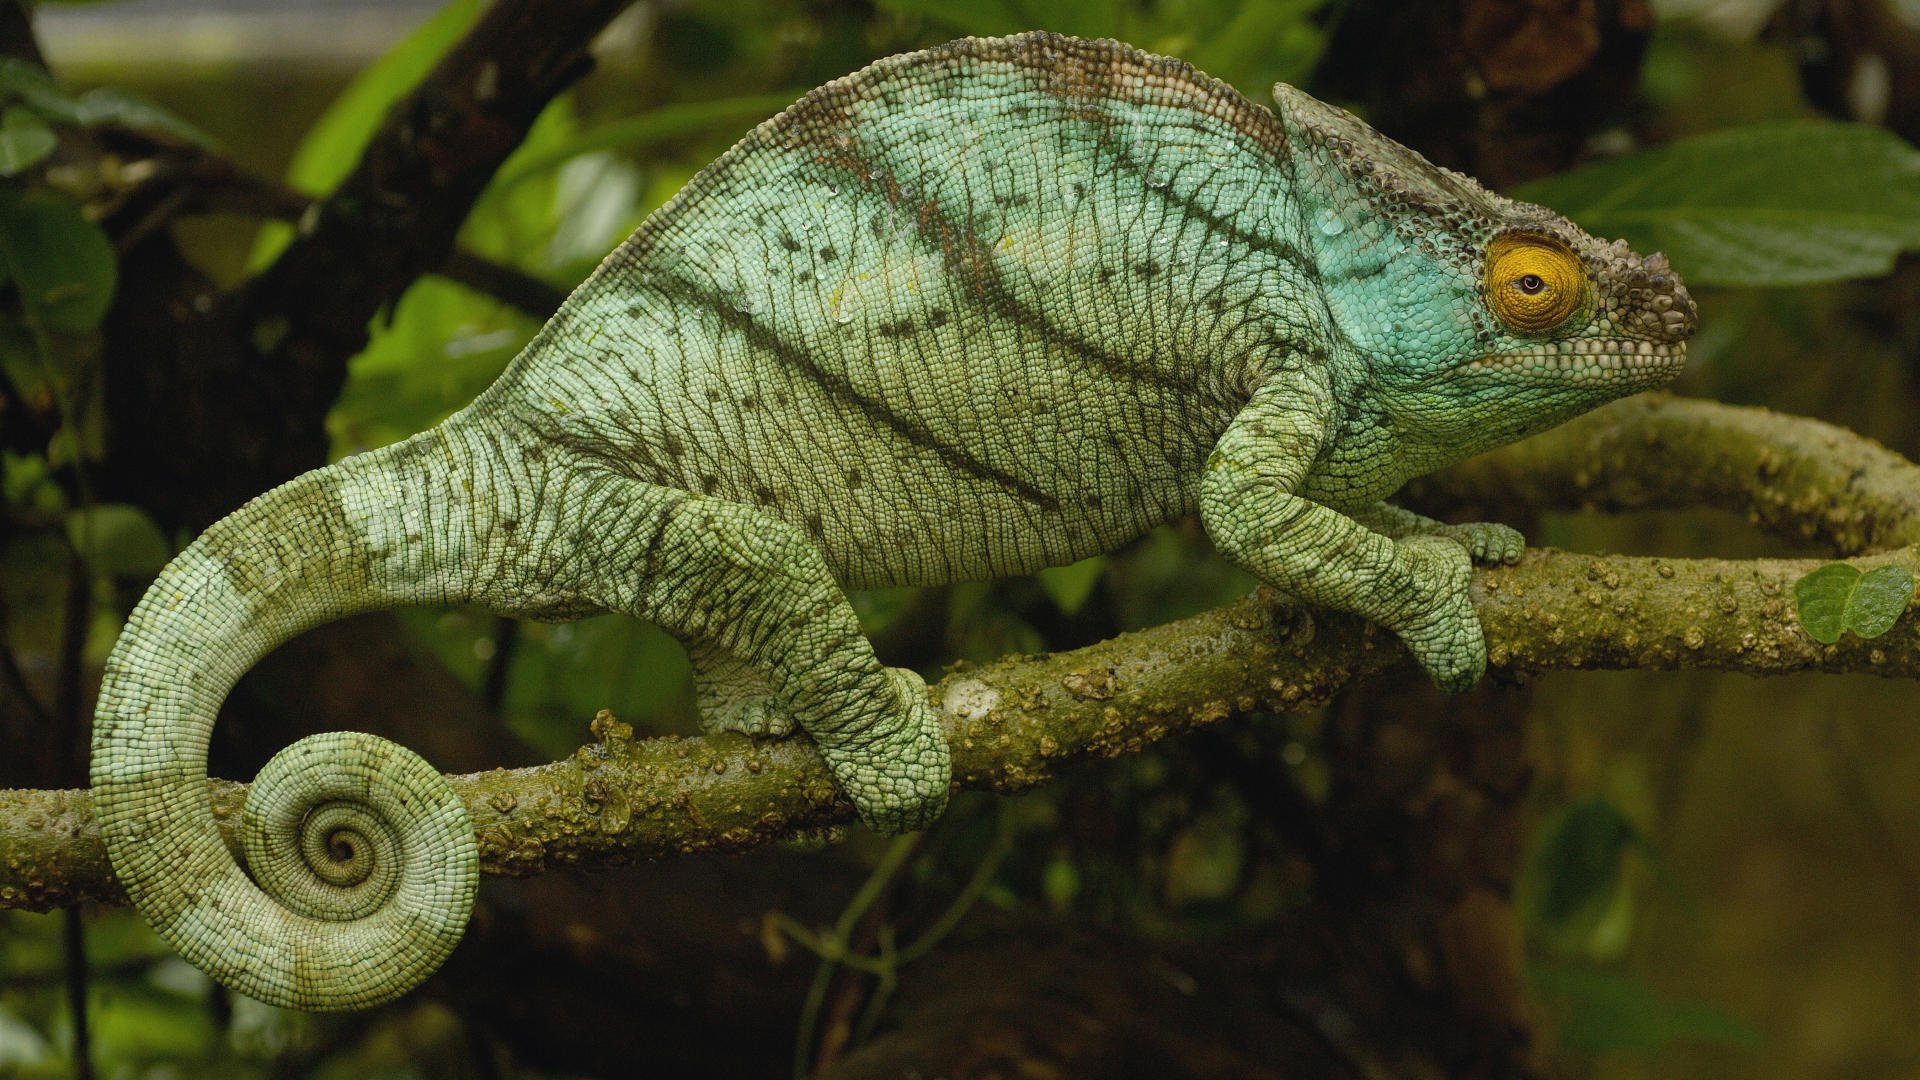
left=92, top=33, right=1695, bottom=1010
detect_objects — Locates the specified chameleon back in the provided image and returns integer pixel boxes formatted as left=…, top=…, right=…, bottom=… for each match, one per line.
left=470, top=35, right=1325, bottom=586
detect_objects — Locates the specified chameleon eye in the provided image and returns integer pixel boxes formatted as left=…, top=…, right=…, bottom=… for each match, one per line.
left=1485, top=233, right=1585, bottom=333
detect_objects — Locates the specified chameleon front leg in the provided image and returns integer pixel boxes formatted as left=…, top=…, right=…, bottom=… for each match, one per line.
left=1346, top=502, right=1525, bottom=566
left=576, top=478, right=949, bottom=832
left=1200, top=373, right=1487, bottom=691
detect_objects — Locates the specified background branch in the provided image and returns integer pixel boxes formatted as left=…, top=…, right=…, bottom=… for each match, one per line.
left=99, top=0, right=637, bottom=533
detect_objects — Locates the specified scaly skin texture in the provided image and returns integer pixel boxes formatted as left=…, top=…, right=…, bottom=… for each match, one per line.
left=91, top=33, right=1696, bottom=1011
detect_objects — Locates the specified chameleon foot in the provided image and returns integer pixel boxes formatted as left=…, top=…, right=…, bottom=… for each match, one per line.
left=692, top=645, right=794, bottom=737
left=817, top=667, right=952, bottom=835
left=1390, top=535, right=1488, bottom=692
left=1428, top=521, right=1525, bottom=565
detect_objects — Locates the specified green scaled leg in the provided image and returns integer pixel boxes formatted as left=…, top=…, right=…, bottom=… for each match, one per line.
left=1347, top=501, right=1526, bottom=566
left=573, top=475, right=950, bottom=832
left=1199, top=371, right=1487, bottom=692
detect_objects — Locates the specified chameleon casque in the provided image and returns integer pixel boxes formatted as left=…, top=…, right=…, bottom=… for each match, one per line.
left=91, top=33, right=1696, bottom=1011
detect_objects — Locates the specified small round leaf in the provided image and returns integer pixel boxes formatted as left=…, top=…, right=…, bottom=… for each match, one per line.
left=1844, top=565, right=1916, bottom=639
left=1793, top=563, right=1859, bottom=645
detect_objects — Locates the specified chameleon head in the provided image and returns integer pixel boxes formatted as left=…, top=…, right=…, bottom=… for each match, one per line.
left=1271, top=83, right=1696, bottom=458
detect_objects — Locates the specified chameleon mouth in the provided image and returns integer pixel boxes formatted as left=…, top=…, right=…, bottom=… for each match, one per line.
left=1462, top=338, right=1687, bottom=386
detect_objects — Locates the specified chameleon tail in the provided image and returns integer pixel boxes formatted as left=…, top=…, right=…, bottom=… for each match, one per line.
left=90, top=433, right=479, bottom=1011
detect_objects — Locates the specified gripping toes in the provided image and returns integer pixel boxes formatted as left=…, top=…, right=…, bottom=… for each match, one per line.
left=1429, top=521, right=1525, bottom=565
left=1391, top=535, right=1488, bottom=692
left=821, top=667, right=952, bottom=834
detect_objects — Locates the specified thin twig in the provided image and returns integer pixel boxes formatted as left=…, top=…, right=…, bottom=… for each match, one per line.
left=63, top=907, right=93, bottom=1080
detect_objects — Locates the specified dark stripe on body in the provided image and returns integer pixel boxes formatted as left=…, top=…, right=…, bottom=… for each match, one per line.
left=649, top=275, right=1061, bottom=512
left=1076, top=112, right=1318, bottom=281
left=802, top=143, right=1199, bottom=398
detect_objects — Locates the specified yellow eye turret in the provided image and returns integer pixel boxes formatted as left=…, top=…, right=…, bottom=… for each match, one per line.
left=1485, top=233, right=1585, bottom=333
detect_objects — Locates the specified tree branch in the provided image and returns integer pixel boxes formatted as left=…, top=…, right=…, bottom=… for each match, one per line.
left=100, top=0, right=637, bottom=532
left=100, top=146, right=568, bottom=319
left=5, top=396, right=1916, bottom=912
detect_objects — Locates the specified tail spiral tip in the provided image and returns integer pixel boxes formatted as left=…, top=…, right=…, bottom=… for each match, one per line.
left=234, top=731, right=477, bottom=1010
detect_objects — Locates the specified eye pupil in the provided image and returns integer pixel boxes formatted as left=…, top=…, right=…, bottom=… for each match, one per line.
left=1517, top=273, right=1546, bottom=295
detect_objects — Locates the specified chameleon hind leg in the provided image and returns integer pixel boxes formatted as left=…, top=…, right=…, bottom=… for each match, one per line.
left=687, top=640, right=792, bottom=737
left=573, top=475, right=949, bottom=833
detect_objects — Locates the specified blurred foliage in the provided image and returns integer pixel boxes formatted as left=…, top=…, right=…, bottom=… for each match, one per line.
left=0, top=55, right=210, bottom=147
left=1530, top=961, right=1763, bottom=1056
left=1514, top=122, right=1920, bottom=286
left=873, top=0, right=1332, bottom=95
left=3, top=0, right=1920, bottom=1076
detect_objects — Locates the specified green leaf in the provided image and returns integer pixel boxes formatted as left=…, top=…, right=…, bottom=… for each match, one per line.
left=1531, top=962, right=1762, bottom=1055
left=1793, top=563, right=1857, bottom=644
left=66, top=504, right=171, bottom=577
left=1512, top=121, right=1920, bottom=286
left=1175, top=0, right=1332, bottom=96
left=0, top=1005, right=50, bottom=1068
left=1793, top=563, right=1914, bottom=643
left=329, top=276, right=537, bottom=450
left=874, top=0, right=1064, bottom=38
left=1520, top=796, right=1638, bottom=955
left=0, top=106, right=54, bottom=175
left=0, top=56, right=210, bottom=147
left=0, top=187, right=117, bottom=332
left=0, top=57, right=68, bottom=117
left=70, top=86, right=214, bottom=146
left=290, top=0, right=485, bottom=196
left=849, top=584, right=921, bottom=636
left=1041, top=854, right=1080, bottom=912
left=1036, top=555, right=1107, bottom=615
left=1846, top=565, right=1915, bottom=638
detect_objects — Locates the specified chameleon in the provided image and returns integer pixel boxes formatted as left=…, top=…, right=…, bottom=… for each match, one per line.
left=91, top=32, right=1695, bottom=1011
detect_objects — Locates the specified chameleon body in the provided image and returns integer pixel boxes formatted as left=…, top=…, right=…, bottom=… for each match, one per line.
left=91, top=34, right=1695, bottom=1010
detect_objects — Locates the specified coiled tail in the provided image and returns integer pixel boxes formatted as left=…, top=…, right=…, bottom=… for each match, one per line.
left=91, top=432, right=481, bottom=1011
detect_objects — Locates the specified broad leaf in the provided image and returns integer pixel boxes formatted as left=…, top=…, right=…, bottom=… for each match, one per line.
left=71, top=86, right=214, bottom=146
left=0, top=57, right=67, bottom=117
left=66, top=504, right=171, bottom=577
left=1793, top=563, right=1858, bottom=644
left=874, top=0, right=1121, bottom=39
left=0, top=107, right=55, bottom=175
left=251, top=0, right=487, bottom=268
left=0, top=58, right=209, bottom=144
left=0, top=187, right=117, bottom=332
left=1513, top=121, right=1920, bottom=286
left=286, top=0, right=486, bottom=197
left=1531, top=962, right=1762, bottom=1054
left=486, top=92, right=798, bottom=194
left=1520, top=795, right=1640, bottom=959
left=1847, top=566, right=1916, bottom=637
